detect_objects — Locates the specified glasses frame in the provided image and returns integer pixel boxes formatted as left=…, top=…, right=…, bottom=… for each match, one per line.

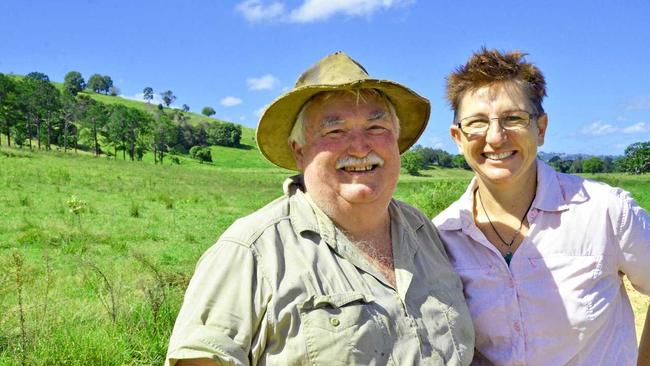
left=456, top=110, right=538, bottom=135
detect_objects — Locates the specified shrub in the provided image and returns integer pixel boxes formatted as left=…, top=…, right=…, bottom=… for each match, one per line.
left=189, top=146, right=212, bottom=163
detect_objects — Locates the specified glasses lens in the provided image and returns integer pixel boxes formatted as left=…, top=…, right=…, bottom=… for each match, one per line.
left=501, top=111, right=531, bottom=130
left=461, top=117, right=489, bottom=134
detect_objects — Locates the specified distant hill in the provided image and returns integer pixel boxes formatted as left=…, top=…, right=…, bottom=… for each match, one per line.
left=538, top=151, right=621, bottom=162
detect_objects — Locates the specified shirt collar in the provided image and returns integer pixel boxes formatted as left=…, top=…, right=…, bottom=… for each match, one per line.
left=435, top=159, right=588, bottom=231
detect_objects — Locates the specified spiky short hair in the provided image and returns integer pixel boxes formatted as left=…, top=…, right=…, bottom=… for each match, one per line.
left=446, top=48, right=547, bottom=118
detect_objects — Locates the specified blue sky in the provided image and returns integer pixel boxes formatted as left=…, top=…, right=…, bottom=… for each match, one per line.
left=1, top=0, right=649, bottom=155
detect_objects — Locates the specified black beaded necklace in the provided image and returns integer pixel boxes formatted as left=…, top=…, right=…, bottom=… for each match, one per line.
left=477, top=189, right=535, bottom=265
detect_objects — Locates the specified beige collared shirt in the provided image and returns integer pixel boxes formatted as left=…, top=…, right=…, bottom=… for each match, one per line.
left=167, top=176, right=474, bottom=366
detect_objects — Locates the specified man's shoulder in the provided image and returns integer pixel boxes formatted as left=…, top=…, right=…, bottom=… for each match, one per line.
left=219, top=194, right=292, bottom=248
left=391, top=199, right=432, bottom=228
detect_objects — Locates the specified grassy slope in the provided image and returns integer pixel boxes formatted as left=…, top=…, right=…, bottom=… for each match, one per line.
left=0, top=144, right=648, bottom=364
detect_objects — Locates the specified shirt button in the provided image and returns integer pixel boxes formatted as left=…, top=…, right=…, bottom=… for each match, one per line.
left=330, top=318, right=340, bottom=327
left=513, top=321, right=521, bottom=332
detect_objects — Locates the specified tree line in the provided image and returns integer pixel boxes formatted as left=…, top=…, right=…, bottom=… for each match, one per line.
left=401, top=143, right=650, bottom=176
left=0, top=71, right=242, bottom=164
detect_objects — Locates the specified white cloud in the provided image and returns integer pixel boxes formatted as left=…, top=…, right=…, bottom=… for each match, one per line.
left=220, top=96, right=243, bottom=107
left=290, top=0, right=413, bottom=23
left=121, top=92, right=163, bottom=105
left=581, top=121, right=617, bottom=136
left=247, top=74, right=279, bottom=91
left=236, top=0, right=414, bottom=23
left=622, top=122, right=650, bottom=134
left=626, top=96, right=650, bottom=110
left=236, top=0, right=285, bottom=22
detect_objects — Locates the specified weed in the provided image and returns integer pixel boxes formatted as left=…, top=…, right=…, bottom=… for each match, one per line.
left=130, top=202, right=141, bottom=218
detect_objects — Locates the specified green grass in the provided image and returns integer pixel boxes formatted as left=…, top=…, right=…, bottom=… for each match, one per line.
left=0, top=145, right=648, bottom=365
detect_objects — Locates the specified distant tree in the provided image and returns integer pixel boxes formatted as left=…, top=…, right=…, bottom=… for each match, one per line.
left=207, top=122, right=241, bottom=147
left=401, top=150, right=424, bottom=175
left=160, top=90, right=176, bottom=108
left=25, top=72, right=49, bottom=82
left=59, top=92, right=81, bottom=152
left=107, top=104, right=129, bottom=159
left=569, top=158, right=583, bottom=174
left=109, top=85, right=119, bottom=96
left=19, top=76, right=61, bottom=150
left=189, top=146, right=213, bottom=163
left=452, top=154, right=471, bottom=170
left=582, top=157, right=604, bottom=174
left=77, top=95, right=108, bottom=156
left=151, top=114, right=174, bottom=164
left=102, top=75, right=114, bottom=94
left=64, top=71, right=86, bottom=96
left=143, top=87, right=154, bottom=103
left=548, top=155, right=572, bottom=173
left=157, top=103, right=164, bottom=111
left=87, top=74, right=105, bottom=93
left=602, top=156, right=615, bottom=173
left=621, top=141, right=650, bottom=174
left=0, top=74, right=19, bottom=146
left=181, top=104, right=190, bottom=113
left=202, top=106, right=216, bottom=117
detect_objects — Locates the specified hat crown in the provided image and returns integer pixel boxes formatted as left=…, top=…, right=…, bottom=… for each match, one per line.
left=295, top=52, right=370, bottom=87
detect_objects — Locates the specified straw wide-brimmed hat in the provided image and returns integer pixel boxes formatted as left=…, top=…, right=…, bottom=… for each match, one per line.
left=256, top=51, right=430, bottom=171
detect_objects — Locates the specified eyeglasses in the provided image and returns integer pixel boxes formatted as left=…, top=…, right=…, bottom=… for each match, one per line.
left=456, top=110, right=537, bottom=135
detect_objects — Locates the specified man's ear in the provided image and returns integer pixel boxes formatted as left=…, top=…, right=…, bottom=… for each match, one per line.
left=536, top=113, right=548, bottom=147
left=450, top=125, right=464, bottom=154
left=290, top=140, right=305, bottom=171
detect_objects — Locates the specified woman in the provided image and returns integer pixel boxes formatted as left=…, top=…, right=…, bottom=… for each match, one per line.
left=433, top=48, right=650, bottom=365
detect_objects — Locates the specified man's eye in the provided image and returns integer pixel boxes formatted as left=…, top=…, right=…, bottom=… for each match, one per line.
left=368, top=125, right=388, bottom=133
left=325, top=129, right=344, bottom=136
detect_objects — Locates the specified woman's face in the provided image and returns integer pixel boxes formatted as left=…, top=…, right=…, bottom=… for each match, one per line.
left=450, top=82, right=548, bottom=187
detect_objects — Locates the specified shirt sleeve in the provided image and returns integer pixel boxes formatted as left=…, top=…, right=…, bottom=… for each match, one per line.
left=166, top=240, right=272, bottom=366
left=614, top=189, right=650, bottom=294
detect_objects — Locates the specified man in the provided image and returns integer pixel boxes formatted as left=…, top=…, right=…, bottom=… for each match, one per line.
left=166, top=52, right=474, bottom=365
left=433, top=48, right=650, bottom=365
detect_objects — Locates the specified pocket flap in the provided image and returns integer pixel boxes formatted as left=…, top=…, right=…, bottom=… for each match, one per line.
left=302, top=291, right=373, bottom=310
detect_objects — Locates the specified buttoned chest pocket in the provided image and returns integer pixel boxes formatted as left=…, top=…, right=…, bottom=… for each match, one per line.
left=299, top=292, right=392, bottom=366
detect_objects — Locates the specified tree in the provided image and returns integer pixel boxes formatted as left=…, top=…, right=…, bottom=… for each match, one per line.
left=452, top=154, right=470, bottom=170
left=0, top=74, right=16, bottom=146
left=25, top=72, right=49, bottom=82
left=202, top=106, right=216, bottom=117
left=621, top=141, right=650, bottom=174
left=64, top=71, right=86, bottom=96
left=582, top=157, right=604, bottom=174
left=87, top=74, right=105, bottom=93
left=182, top=104, right=190, bottom=112
left=77, top=95, right=108, bottom=156
left=102, top=76, right=114, bottom=94
left=19, top=76, right=61, bottom=150
left=207, top=122, right=241, bottom=147
left=401, top=150, right=424, bottom=175
left=151, top=114, right=174, bottom=164
left=143, top=87, right=154, bottom=103
left=569, top=158, right=583, bottom=174
left=160, top=90, right=176, bottom=108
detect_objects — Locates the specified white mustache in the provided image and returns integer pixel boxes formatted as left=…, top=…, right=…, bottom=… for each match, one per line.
left=335, top=153, right=384, bottom=169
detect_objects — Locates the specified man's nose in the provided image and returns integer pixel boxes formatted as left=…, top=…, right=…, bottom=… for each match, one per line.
left=485, top=119, right=508, bottom=146
left=347, top=129, right=372, bottom=156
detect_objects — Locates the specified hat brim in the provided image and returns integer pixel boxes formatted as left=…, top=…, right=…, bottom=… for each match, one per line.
left=256, top=79, right=430, bottom=171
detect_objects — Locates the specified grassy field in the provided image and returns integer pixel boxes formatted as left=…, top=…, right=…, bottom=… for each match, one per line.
left=0, top=142, right=648, bottom=365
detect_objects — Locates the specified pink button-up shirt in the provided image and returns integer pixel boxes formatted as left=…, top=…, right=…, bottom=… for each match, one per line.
left=434, top=160, right=650, bottom=365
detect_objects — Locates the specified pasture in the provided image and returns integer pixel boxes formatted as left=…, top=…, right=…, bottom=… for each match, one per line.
left=0, top=142, right=648, bottom=365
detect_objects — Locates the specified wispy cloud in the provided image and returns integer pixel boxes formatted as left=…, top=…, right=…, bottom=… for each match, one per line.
left=247, top=74, right=279, bottom=91
left=236, top=0, right=285, bottom=22
left=236, top=0, right=414, bottom=23
left=622, top=122, right=650, bottom=134
left=581, top=121, right=617, bottom=136
left=290, top=0, right=413, bottom=23
left=122, top=92, right=163, bottom=105
left=220, top=96, right=243, bottom=107
left=625, top=96, right=650, bottom=110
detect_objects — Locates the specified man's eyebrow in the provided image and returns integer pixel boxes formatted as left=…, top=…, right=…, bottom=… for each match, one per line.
left=320, top=116, right=344, bottom=128
left=368, top=111, right=387, bottom=121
